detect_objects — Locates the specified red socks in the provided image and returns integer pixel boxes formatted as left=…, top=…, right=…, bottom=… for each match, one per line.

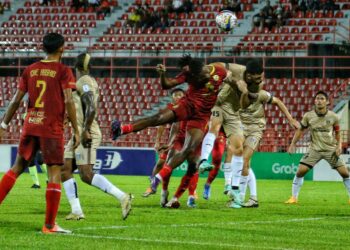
left=45, top=183, right=61, bottom=227
left=0, top=170, right=18, bottom=204
left=162, top=173, right=171, bottom=191
left=157, top=165, right=173, bottom=182
left=174, top=174, right=191, bottom=199
left=121, top=124, right=134, bottom=134
left=188, top=172, right=199, bottom=196
left=207, top=135, right=226, bottom=184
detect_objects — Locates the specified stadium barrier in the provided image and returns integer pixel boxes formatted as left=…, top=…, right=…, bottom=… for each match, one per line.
left=1, top=144, right=348, bottom=181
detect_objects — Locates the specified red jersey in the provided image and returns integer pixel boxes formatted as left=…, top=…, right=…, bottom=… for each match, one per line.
left=18, top=60, right=76, bottom=139
left=174, top=63, right=227, bottom=114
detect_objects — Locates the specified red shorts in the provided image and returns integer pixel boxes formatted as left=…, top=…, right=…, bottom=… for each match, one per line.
left=169, top=98, right=210, bottom=133
left=18, top=135, right=64, bottom=165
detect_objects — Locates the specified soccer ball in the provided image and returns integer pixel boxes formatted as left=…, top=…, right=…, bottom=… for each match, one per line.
left=215, top=10, right=237, bottom=32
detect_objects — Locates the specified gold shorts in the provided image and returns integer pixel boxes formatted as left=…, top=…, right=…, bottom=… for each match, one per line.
left=211, top=105, right=243, bottom=138
left=300, top=148, right=345, bottom=169
left=64, top=132, right=101, bottom=165
left=243, top=128, right=263, bottom=151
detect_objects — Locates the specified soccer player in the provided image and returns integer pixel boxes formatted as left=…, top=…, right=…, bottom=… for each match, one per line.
left=111, top=55, right=254, bottom=199
left=28, top=150, right=48, bottom=189
left=143, top=89, right=199, bottom=208
left=198, top=59, right=264, bottom=208
left=285, top=91, right=350, bottom=204
left=61, top=53, right=132, bottom=220
left=143, top=88, right=185, bottom=196
left=21, top=113, right=48, bottom=188
left=0, top=33, right=79, bottom=234
left=238, top=90, right=300, bottom=207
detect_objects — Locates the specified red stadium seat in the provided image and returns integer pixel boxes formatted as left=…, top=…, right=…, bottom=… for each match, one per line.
left=335, top=11, right=344, bottom=18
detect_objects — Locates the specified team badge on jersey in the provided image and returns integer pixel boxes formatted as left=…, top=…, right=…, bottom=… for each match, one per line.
left=205, top=82, right=214, bottom=92
left=213, top=75, right=219, bottom=81
left=75, top=152, right=83, bottom=161
left=82, top=84, right=90, bottom=92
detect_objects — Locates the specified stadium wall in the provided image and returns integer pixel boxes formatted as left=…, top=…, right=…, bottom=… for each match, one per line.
left=1, top=145, right=348, bottom=181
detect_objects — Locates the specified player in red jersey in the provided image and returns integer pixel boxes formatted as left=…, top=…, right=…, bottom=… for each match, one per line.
left=142, top=88, right=185, bottom=197
left=142, top=88, right=199, bottom=207
left=0, top=33, right=79, bottom=234
left=112, top=55, right=255, bottom=201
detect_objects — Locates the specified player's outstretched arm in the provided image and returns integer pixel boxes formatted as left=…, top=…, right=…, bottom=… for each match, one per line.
left=156, top=64, right=181, bottom=90
left=334, top=122, right=342, bottom=156
left=81, top=92, right=96, bottom=148
left=0, top=89, right=26, bottom=139
left=288, top=128, right=305, bottom=154
left=64, top=88, right=80, bottom=149
left=271, top=97, right=300, bottom=129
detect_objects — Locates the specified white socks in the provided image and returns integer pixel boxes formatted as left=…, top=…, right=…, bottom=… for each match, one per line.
left=200, top=132, right=216, bottom=161
left=231, top=156, right=243, bottom=187
left=91, top=174, right=125, bottom=201
left=292, top=176, right=304, bottom=198
left=248, top=168, right=257, bottom=199
left=343, top=178, right=350, bottom=197
left=223, top=162, right=232, bottom=186
left=63, top=178, right=83, bottom=215
left=239, top=175, right=249, bottom=199
left=241, top=168, right=257, bottom=199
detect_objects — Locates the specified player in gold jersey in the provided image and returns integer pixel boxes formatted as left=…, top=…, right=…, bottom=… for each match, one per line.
left=61, top=53, right=132, bottom=220
left=285, top=91, right=350, bottom=204
left=198, top=59, right=263, bottom=208
left=238, top=90, right=299, bottom=207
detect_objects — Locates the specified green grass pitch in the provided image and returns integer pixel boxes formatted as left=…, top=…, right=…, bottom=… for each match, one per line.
left=0, top=173, right=349, bottom=250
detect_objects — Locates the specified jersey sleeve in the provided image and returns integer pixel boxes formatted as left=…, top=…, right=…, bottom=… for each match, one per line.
left=18, top=68, right=28, bottom=93
left=258, top=90, right=272, bottom=104
left=300, top=112, right=309, bottom=128
left=174, top=72, right=186, bottom=84
left=60, top=66, right=76, bottom=90
left=76, top=77, right=94, bottom=96
left=333, top=112, right=340, bottom=125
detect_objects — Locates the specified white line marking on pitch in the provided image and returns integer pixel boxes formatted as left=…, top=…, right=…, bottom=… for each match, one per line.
left=62, top=233, right=295, bottom=250
left=74, top=217, right=329, bottom=231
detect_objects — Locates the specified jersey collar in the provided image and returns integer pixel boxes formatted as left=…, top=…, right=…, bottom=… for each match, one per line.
left=314, top=108, right=328, bottom=117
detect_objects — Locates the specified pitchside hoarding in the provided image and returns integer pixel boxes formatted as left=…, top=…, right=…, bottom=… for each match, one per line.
left=251, top=152, right=313, bottom=180
left=11, top=146, right=156, bottom=175
left=6, top=145, right=344, bottom=181
left=171, top=152, right=312, bottom=180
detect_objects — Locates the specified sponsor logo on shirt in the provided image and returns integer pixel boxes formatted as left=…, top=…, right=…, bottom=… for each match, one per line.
left=27, top=111, right=45, bottom=125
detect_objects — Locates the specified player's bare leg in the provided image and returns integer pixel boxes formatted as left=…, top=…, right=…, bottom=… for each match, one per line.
left=112, top=109, right=176, bottom=140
